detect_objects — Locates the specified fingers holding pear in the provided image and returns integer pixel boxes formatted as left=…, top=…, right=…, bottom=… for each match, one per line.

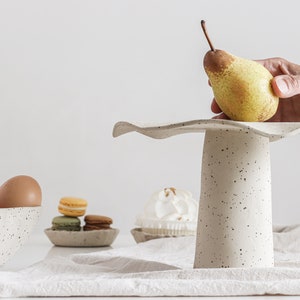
left=201, top=20, right=279, bottom=122
left=207, top=57, right=279, bottom=121
left=256, top=58, right=300, bottom=98
left=272, top=75, right=300, bottom=98
left=211, top=98, right=222, bottom=113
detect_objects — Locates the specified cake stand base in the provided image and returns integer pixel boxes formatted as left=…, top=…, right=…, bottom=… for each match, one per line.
left=194, top=129, right=274, bottom=268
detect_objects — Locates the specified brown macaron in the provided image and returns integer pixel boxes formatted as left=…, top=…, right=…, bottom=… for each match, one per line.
left=83, top=215, right=113, bottom=231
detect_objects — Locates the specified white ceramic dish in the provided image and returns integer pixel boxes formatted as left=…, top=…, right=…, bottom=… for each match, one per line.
left=0, top=206, right=41, bottom=265
left=130, top=227, right=193, bottom=243
left=44, top=228, right=119, bottom=247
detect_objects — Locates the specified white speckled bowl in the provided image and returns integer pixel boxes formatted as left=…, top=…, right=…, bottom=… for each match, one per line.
left=0, top=206, right=41, bottom=266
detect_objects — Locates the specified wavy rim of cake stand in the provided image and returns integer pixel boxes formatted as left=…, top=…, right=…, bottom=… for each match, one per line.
left=113, top=119, right=300, bottom=142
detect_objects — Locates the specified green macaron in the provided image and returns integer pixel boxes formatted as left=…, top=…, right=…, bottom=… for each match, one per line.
left=51, top=216, right=81, bottom=231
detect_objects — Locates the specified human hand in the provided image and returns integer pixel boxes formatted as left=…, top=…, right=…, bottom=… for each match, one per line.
left=211, top=57, right=300, bottom=122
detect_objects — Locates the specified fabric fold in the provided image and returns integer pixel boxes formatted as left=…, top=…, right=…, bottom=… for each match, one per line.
left=0, top=224, right=300, bottom=297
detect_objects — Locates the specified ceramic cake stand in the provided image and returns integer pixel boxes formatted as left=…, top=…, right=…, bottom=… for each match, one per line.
left=113, top=119, right=300, bottom=268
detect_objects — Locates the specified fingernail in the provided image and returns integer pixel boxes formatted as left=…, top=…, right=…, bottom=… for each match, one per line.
left=274, top=77, right=289, bottom=95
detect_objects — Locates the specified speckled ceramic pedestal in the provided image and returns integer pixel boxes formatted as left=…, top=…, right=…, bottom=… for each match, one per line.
left=195, top=129, right=272, bottom=268
left=113, top=119, right=300, bottom=269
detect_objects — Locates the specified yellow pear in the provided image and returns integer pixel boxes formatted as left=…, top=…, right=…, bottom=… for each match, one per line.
left=201, top=20, right=279, bottom=122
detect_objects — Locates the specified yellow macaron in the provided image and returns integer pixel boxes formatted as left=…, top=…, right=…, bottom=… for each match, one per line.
left=58, top=197, right=88, bottom=217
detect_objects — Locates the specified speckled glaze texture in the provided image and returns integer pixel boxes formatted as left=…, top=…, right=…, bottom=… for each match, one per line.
left=194, top=129, right=273, bottom=268
left=113, top=119, right=300, bottom=142
left=0, top=207, right=41, bottom=265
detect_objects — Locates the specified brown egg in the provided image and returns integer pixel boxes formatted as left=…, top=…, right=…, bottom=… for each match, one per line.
left=0, top=175, right=42, bottom=208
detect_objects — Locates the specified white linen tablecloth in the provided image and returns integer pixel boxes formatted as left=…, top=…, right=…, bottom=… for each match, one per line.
left=1, top=224, right=300, bottom=297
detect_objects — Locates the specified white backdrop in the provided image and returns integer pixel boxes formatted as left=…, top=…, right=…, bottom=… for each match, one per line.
left=0, top=0, right=299, bottom=235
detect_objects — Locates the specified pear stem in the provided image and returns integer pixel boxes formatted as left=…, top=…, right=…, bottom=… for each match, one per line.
left=201, top=20, right=215, bottom=51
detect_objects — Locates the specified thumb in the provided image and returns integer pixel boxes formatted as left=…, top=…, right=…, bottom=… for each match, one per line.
left=272, top=75, right=300, bottom=98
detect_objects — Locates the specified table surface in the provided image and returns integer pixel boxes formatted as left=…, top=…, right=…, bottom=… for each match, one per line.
left=0, top=232, right=298, bottom=300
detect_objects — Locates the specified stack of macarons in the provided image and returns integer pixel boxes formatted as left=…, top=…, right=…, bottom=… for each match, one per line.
left=51, top=197, right=88, bottom=231
left=51, top=197, right=114, bottom=232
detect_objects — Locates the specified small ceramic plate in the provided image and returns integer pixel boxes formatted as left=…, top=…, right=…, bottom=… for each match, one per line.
left=44, top=228, right=119, bottom=247
left=131, top=228, right=183, bottom=243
